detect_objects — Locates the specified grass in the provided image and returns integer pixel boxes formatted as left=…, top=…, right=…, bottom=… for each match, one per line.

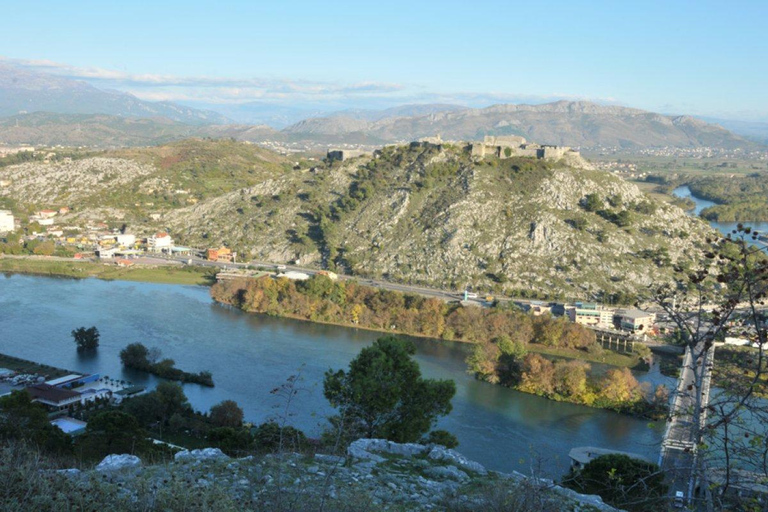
left=0, top=257, right=216, bottom=286
left=525, top=343, right=641, bottom=368
left=0, top=353, right=72, bottom=379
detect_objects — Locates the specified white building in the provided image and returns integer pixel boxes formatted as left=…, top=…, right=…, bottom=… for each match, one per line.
left=0, top=210, right=14, bottom=232
left=147, top=232, right=174, bottom=252
left=116, top=234, right=136, bottom=247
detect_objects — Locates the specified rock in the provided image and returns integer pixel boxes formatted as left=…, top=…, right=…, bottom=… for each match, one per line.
left=348, top=438, right=429, bottom=461
left=314, top=453, right=346, bottom=465
left=427, top=446, right=487, bottom=475
left=424, top=465, right=469, bottom=481
left=174, top=448, right=229, bottom=462
left=96, top=454, right=141, bottom=472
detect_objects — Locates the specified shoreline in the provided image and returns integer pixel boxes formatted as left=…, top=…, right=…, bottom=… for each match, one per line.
left=211, top=297, right=643, bottom=370
left=0, top=256, right=643, bottom=369
left=0, top=256, right=214, bottom=286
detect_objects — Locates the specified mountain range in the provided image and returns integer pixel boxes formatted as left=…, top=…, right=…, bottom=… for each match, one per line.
left=0, top=62, right=228, bottom=125
left=0, top=62, right=763, bottom=151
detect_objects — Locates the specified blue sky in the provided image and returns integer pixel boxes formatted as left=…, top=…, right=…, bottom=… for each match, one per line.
left=1, top=0, right=766, bottom=120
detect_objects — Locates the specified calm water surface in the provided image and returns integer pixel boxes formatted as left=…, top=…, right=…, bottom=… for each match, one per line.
left=0, top=274, right=666, bottom=478
left=672, top=185, right=768, bottom=237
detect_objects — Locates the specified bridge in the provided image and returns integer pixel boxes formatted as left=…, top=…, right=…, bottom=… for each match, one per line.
left=658, top=341, right=715, bottom=507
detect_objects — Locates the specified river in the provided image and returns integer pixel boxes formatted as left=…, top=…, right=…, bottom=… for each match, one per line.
left=0, top=274, right=668, bottom=478
left=672, top=185, right=768, bottom=237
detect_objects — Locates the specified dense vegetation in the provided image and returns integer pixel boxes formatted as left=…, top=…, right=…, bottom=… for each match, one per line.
left=467, top=337, right=667, bottom=417
left=211, top=274, right=597, bottom=348
left=688, top=173, right=768, bottom=221
left=119, top=342, right=214, bottom=387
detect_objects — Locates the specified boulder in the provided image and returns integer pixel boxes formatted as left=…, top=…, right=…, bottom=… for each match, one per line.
left=96, top=454, right=141, bottom=472
left=174, top=448, right=229, bottom=462
left=427, top=446, right=487, bottom=475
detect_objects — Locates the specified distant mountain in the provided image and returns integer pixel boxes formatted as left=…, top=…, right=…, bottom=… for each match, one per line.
left=186, top=101, right=326, bottom=128
left=283, top=101, right=760, bottom=150
left=327, top=103, right=468, bottom=122
left=0, top=112, right=283, bottom=148
left=698, top=117, right=768, bottom=145
left=0, top=62, right=229, bottom=125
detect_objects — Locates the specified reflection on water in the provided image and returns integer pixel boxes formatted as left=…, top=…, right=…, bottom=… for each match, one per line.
left=0, top=274, right=666, bottom=478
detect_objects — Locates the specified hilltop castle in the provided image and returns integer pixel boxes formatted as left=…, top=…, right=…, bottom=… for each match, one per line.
left=470, top=135, right=579, bottom=161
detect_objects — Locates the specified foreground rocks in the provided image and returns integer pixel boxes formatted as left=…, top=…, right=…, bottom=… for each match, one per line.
left=58, top=440, right=620, bottom=511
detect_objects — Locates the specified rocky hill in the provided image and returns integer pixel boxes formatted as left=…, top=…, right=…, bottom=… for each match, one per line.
left=23, top=439, right=618, bottom=511
left=283, top=101, right=758, bottom=150
left=1, top=139, right=712, bottom=299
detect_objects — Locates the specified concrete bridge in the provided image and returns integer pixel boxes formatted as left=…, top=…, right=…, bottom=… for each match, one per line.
left=658, top=341, right=715, bottom=508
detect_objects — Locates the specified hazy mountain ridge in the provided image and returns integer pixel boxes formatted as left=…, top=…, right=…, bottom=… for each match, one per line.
left=0, top=63, right=229, bottom=125
left=283, top=101, right=759, bottom=150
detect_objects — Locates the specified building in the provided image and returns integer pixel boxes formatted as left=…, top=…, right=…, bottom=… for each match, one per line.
left=565, top=303, right=615, bottom=328
left=37, top=209, right=58, bottom=219
left=317, top=270, right=338, bottom=281
left=147, top=232, right=174, bottom=253
left=207, top=246, right=235, bottom=262
left=0, top=210, right=14, bottom=232
left=115, top=259, right=135, bottom=267
left=25, top=384, right=84, bottom=410
left=281, top=271, right=310, bottom=281
left=327, top=149, right=370, bottom=161
left=58, top=207, right=70, bottom=215
left=614, top=309, right=656, bottom=334
left=470, top=136, right=580, bottom=162
left=116, top=234, right=136, bottom=247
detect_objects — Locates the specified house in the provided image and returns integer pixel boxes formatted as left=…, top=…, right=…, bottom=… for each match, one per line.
left=317, top=270, right=338, bottom=281
left=116, top=259, right=134, bottom=267
left=37, top=209, right=58, bottom=219
left=25, top=384, right=83, bottom=410
left=96, top=246, right=118, bottom=258
left=0, top=210, right=14, bottom=232
left=30, top=215, right=54, bottom=226
left=147, top=232, right=174, bottom=253
left=614, top=309, right=656, bottom=334
left=207, top=246, right=234, bottom=262
left=58, top=207, right=70, bottom=215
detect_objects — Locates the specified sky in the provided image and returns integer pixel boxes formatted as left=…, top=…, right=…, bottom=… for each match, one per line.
left=1, top=0, right=767, bottom=120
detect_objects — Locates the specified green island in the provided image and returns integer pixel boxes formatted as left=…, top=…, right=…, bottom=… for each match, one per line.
left=687, top=174, right=768, bottom=222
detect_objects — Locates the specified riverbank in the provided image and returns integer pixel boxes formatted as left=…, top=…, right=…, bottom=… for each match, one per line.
left=0, top=256, right=215, bottom=285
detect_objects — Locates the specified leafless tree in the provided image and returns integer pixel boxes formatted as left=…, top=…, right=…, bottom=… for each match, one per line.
left=654, top=226, right=768, bottom=510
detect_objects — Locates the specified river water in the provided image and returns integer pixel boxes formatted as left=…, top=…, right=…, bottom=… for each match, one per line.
left=0, top=274, right=668, bottom=478
left=672, top=185, right=768, bottom=237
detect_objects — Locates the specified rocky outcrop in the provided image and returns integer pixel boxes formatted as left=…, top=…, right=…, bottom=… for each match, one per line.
left=53, top=440, right=621, bottom=511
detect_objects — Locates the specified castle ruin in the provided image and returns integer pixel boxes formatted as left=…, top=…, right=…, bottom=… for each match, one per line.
left=470, top=135, right=578, bottom=161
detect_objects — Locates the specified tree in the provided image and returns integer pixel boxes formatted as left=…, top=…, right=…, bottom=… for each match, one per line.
left=209, top=400, right=244, bottom=428
left=119, top=342, right=150, bottom=369
left=563, top=454, right=668, bottom=511
left=583, top=193, right=603, bottom=212
left=71, top=326, right=100, bottom=351
left=324, top=335, right=456, bottom=443
left=652, top=226, right=768, bottom=509
left=155, top=382, right=190, bottom=425
left=80, top=410, right=147, bottom=457
left=0, top=391, right=71, bottom=455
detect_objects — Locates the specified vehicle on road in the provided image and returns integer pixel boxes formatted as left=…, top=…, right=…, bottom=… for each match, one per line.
left=673, top=491, right=685, bottom=508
